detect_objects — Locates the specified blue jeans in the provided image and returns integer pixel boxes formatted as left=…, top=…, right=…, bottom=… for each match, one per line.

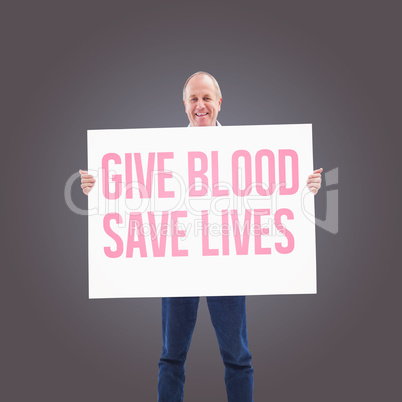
left=158, top=296, right=253, bottom=401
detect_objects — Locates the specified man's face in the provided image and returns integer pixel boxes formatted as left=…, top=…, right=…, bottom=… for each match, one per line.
left=184, top=74, right=222, bottom=127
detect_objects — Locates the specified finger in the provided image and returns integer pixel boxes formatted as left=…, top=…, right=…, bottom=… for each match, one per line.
left=308, top=173, right=322, bottom=178
left=307, top=178, right=321, bottom=183
left=313, top=168, right=323, bottom=173
left=80, top=175, right=94, bottom=180
left=81, top=182, right=95, bottom=189
left=307, top=185, right=320, bottom=191
left=83, top=184, right=94, bottom=193
left=79, top=169, right=88, bottom=174
left=83, top=187, right=91, bottom=195
left=81, top=178, right=96, bottom=184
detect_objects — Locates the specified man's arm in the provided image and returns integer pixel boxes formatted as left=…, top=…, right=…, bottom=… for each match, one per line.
left=79, top=169, right=96, bottom=195
left=307, top=168, right=323, bottom=195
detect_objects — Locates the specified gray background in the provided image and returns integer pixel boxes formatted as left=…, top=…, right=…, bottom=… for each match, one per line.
left=2, top=0, right=401, bottom=401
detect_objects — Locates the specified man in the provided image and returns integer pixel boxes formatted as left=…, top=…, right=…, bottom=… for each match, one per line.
left=80, top=71, right=323, bottom=401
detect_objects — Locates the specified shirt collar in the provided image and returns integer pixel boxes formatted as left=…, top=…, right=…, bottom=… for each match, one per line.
left=188, top=120, right=221, bottom=127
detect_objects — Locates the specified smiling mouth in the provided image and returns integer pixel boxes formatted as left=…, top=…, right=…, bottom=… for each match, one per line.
left=195, top=113, right=208, bottom=117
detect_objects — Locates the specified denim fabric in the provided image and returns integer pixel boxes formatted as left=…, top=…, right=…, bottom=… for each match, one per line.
left=158, top=296, right=253, bottom=401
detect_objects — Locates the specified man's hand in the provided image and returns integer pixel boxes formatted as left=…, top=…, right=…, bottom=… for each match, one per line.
left=307, top=168, right=323, bottom=195
left=79, top=169, right=96, bottom=195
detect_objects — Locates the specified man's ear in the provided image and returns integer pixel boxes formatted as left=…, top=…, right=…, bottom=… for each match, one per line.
left=218, top=98, right=222, bottom=111
left=183, top=100, right=187, bottom=111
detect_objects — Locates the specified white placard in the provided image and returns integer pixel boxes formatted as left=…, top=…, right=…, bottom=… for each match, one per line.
left=88, top=124, right=316, bottom=298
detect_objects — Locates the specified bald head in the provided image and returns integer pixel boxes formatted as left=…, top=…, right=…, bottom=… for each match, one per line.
left=183, top=71, right=222, bottom=100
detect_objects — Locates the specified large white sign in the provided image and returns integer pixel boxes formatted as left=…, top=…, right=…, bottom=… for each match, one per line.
left=87, top=124, right=316, bottom=298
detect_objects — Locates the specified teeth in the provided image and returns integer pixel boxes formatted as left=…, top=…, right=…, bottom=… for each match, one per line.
left=196, top=113, right=207, bottom=116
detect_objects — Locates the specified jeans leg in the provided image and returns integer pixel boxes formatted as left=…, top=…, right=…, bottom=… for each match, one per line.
left=158, top=297, right=200, bottom=402
left=207, top=296, right=254, bottom=402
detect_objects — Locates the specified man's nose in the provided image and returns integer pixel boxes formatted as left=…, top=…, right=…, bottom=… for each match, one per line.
left=197, top=99, right=205, bottom=109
